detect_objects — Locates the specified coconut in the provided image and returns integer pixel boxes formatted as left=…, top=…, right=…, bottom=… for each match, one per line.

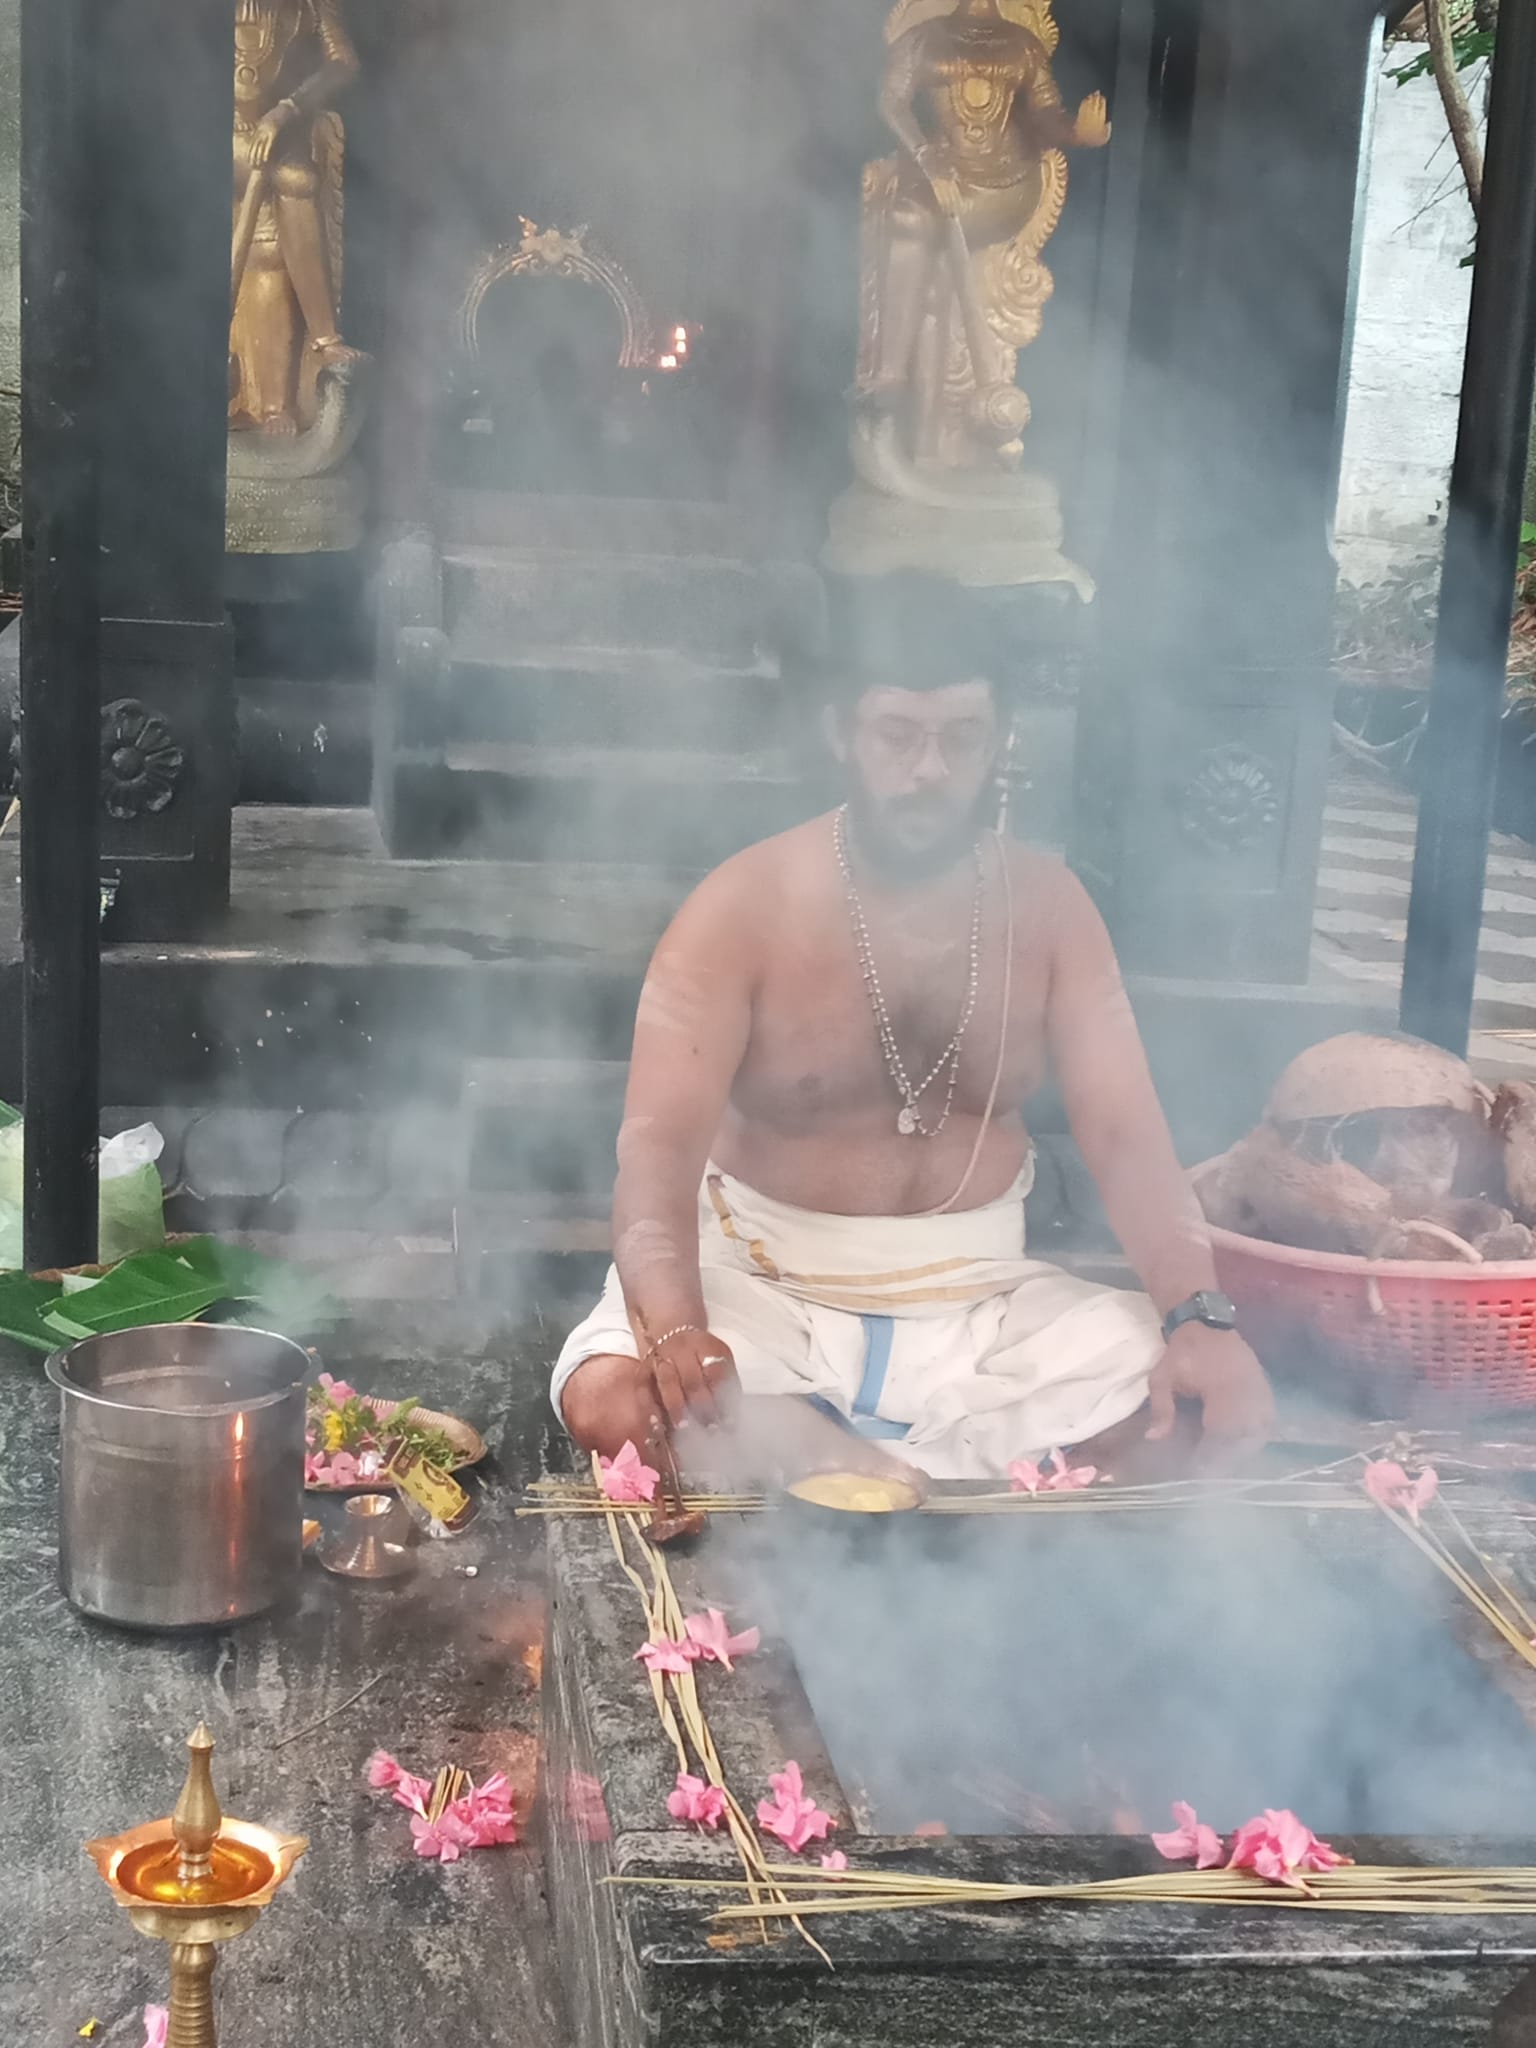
left=1265, top=1032, right=1485, bottom=1124
left=1493, top=1080, right=1536, bottom=1225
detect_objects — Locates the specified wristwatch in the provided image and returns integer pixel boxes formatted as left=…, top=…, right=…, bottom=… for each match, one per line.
left=1161, top=1289, right=1239, bottom=1342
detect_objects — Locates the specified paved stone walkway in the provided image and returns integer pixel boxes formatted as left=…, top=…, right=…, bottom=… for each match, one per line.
left=1312, top=766, right=1536, bottom=1075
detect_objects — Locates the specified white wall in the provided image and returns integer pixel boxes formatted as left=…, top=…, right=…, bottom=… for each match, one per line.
left=1334, top=62, right=1481, bottom=587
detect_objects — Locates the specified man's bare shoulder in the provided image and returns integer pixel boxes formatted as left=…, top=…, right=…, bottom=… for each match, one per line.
left=681, top=817, right=833, bottom=907
left=1001, top=840, right=1084, bottom=908
left=658, top=818, right=835, bottom=947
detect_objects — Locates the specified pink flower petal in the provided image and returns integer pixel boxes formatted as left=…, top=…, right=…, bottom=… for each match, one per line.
left=1042, top=1448, right=1098, bottom=1491
left=1363, top=1459, right=1439, bottom=1523
left=667, top=1771, right=727, bottom=1829
left=635, top=1637, right=701, bottom=1675
left=366, top=1749, right=404, bottom=1790
left=1008, top=1459, right=1044, bottom=1495
left=1227, top=1808, right=1349, bottom=1887
left=328, top=1450, right=358, bottom=1487
left=599, top=1439, right=661, bottom=1504
left=1151, top=1800, right=1224, bottom=1869
left=756, top=1760, right=834, bottom=1854
left=820, top=1850, right=849, bottom=1871
left=450, top=1788, right=518, bottom=1847
left=304, top=1451, right=329, bottom=1485
left=142, top=2008, right=169, bottom=2048
left=683, top=1608, right=761, bottom=1672
left=390, top=1771, right=434, bottom=1814
left=318, top=1372, right=358, bottom=1405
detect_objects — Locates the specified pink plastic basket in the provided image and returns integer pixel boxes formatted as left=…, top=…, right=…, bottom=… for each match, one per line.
left=1196, top=1159, right=1536, bottom=1414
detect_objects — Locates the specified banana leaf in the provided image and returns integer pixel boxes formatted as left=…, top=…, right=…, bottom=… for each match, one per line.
left=41, top=1251, right=226, bottom=1340
left=0, top=1271, right=73, bottom=1351
left=0, top=1237, right=340, bottom=1352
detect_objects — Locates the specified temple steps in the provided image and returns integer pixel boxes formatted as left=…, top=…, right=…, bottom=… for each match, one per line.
left=443, top=647, right=792, bottom=752
left=439, top=544, right=802, bottom=668
left=384, top=741, right=814, bottom=863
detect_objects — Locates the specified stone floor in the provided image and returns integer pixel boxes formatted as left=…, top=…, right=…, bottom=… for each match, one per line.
left=1, top=1346, right=571, bottom=2042
left=1313, top=766, right=1536, bottom=1073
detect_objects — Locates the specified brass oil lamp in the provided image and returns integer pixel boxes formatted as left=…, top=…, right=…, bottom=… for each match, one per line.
left=85, top=1724, right=307, bottom=2047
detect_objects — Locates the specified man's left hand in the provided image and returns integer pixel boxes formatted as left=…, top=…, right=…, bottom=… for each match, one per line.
left=1146, top=1322, right=1274, bottom=1469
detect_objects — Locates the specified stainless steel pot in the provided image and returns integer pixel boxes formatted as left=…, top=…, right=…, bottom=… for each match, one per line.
left=47, top=1322, right=308, bottom=1630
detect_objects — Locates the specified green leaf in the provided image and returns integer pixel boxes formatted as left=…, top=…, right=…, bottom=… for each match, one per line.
left=40, top=1249, right=226, bottom=1336
left=174, top=1236, right=340, bottom=1337
left=0, top=1272, right=71, bottom=1351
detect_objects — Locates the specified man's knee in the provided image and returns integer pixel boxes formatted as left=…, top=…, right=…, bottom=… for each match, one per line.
left=560, top=1353, right=659, bottom=1458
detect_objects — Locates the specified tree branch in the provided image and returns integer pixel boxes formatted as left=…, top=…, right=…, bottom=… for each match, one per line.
left=1426, top=0, right=1485, bottom=216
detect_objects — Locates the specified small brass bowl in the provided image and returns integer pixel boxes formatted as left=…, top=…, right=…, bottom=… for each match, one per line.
left=318, top=1492, right=415, bottom=1580
left=784, top=1469, right=922, bottom=1522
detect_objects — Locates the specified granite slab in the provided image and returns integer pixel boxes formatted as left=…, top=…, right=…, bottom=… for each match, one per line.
left=543, top=1496, right=1536, bottom=2048
left=0, top=1352, right=563, bottom=2044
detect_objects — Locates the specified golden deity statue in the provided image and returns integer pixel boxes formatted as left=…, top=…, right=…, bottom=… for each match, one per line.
left=227, top=0, right=371, bottom=553
left=230, top=0, right=359, bottom=438
left=825, top=0, right=1108, bottom=592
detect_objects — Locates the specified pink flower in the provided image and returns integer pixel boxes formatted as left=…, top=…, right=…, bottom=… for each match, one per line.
left=820, top=1849, right=849, bottom=1872
left=683, top=1608, right=761, bottom=1671
left=1042, top=1447, right=1098, bottom=1490
left=1151, top=1800, right=1224, bottom=1870
left=410, top=1806, right=477, bottom=1863
left=599, top=1439, right=661, bottom=1504
left=318, top=1371, right=358, bottom=1405
left=363, top=1747, right=432, bottom=1811
left=1227, top=1809, right=1351, bottom=1889
left=1008, top=1448, right=1098, bottom=1494
left=143, top=2009, right=168, bottom=2048
left=457, top=1773, right=519, bottom=1846
left=668, top=1771, right=727, bottom=1829
left=635, top=1636, right=702, bottom=1675
left=304, top=1451, right=328, bottom=1485
left=756, top=1761, right=835, bottom=1855
left=328, top=1450, right=359, bottom=1487
left=1363, top=1459, right=1439, bottom=1524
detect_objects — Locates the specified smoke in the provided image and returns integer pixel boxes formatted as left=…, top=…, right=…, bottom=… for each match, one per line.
left=742, top=1498, right=1536, bottom=1841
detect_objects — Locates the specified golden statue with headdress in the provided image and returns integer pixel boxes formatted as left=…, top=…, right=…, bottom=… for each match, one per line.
left=226, top=0, right=371, bottom=553
left=825, top=0, right=1108, bottom=590
left=230, top=0, right=359, bottom=439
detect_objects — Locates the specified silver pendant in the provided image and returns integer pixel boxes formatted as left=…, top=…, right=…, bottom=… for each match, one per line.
left=897, top=1105, right=918, bottom=1136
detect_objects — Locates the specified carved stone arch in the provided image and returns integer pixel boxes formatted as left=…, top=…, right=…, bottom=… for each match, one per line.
left=457, top=219, right=658, bottom=371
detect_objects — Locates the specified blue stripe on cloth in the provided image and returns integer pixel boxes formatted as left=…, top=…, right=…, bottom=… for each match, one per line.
left=851, top=1315, right=908, bottom=1439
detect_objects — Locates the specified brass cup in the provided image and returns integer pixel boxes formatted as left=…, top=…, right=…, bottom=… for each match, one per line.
left=318, top=1490, right=415, bottom=1579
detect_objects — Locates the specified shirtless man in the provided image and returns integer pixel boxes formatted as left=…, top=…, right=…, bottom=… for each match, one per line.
left=554, top=580, right=1274, bottom=1485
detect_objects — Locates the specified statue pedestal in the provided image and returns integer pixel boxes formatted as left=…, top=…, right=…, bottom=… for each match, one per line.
left=225, top=357, right=369, bottom=557
left=822, top=464, right=1094, bottom=599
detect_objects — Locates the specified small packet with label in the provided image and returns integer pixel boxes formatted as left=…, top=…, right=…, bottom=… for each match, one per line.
left=385, top=1439, right=476, bottom=1537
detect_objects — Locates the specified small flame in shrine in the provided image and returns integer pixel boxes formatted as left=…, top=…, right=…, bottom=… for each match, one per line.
left=657, top=323, right=691, bottom=371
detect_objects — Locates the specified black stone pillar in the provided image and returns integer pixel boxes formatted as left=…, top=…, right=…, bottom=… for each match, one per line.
left=20, top=0, right=100, bottom=1267
left=1400, top=0, right=1536, bottom=1054
left=1072, top=0, right=1383, bottom=982
left=93, top=0, right=235, bottom=938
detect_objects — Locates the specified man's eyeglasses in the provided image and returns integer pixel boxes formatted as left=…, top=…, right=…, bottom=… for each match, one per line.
left=860, top=714, right=997, bottom=769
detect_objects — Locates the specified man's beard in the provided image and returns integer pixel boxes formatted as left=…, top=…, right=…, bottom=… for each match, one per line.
left=844, top=783, right=991, bottom=883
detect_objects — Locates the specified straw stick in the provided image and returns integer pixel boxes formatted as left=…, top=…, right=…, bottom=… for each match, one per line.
left=592, top=1459, right=831, bottom=1965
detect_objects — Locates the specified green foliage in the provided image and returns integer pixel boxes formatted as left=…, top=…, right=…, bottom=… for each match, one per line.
left=1390, top=26, right=1496, bottom=86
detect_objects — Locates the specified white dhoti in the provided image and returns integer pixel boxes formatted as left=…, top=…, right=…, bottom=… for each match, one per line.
left=551, top=1160, right=1163, bottom=1481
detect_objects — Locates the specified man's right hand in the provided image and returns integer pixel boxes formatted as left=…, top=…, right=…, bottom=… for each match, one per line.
left=647, top=1328, right=739, bottom=1431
